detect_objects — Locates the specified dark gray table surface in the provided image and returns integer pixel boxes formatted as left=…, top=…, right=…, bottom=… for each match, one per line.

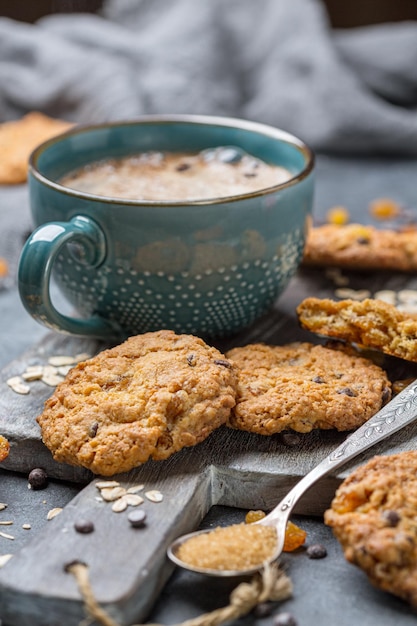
left=1, top=153, right=417, bottom=625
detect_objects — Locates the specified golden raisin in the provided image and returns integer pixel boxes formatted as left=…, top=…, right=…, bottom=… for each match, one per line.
left=283, top=520, right=307, bottom=552
left=326, top=206, right=350, bottom=226
left=0, top=435, right=10, bottom=462
left=0, top=258, right=8, bottom=278
left=369, top=198, right=401, bottom=220
left=245, top=509, right=266, bottom=524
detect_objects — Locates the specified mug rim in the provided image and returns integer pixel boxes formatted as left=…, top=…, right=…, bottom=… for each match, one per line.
left=29, top=114, right=315, bottom=207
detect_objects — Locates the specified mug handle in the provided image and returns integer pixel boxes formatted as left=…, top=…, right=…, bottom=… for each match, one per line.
left=18, top=215, right=123, bottom=339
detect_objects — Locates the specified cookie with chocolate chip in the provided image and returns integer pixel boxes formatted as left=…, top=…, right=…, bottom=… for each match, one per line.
left=325, top=451, right=417, bottom=608
left=302, top=223, right=417, bottom=272
left=225, top=342, right=391, bottom=434
left=37, top=330, right=237, bottom=475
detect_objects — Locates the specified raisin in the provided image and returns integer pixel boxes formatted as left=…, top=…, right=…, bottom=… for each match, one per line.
left=383, top=510, right=400, bottom=527
left=214, top=359, right=232, bottom=368
left=337, top=387, right=357, bottom=397
left=283, top=521, right=307, bottom=552
left=245, top=510, right=266, bottom=524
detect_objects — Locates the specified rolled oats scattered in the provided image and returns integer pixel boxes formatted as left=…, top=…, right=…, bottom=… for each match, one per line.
left=22, top=524, right=31, bottom=530
left=398, top=289, right=417, bottom=303
left=325, top=267, right=350, bottom=287
left=21, top=366, right=44, bottom=381
left=397, top=303, right=417, bottom=315
left=0, top=531, right=14, bottom=540
left=145, top=490, right=164, bottom=503
left=100, top=487, right=127, bottom=502
left=95, top=480, right=120, bottom=490
left=0, top=554, right=13, bottom=568
left=48, top=355, right=77, bottom=367
left=123, top=494, right=144, bottom=507
left=0, top=521, right=13, bottom=526
left=6, top=354, right=92, bottom=395
left=6, top=376, right=30, bottom=395
left=74, top=352, right=91, bottom=362
left=41, top=371, right=65, bottom=387
left=95, top=480, right=163, bottom=512
left=374, top=290, right=397, bottom=305
left=334, top=288, right=371, bottom=301
left=57, top=365, right=73, bottom=377
left=0, top=504, right=7, bottom=511
left=112, top=497, right=128, bottom=513
left=126, top=484, right=144, bottom=494
left=47, top=507, right=63, bottom=520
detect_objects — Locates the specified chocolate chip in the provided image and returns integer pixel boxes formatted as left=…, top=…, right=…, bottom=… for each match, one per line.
left=88, top=421, right=99, bottom=438
left=382, top=387, right=391, bottom=403
left=312, top=375, right=325, bottom=383
left=74, top=519, right=95, bottom=534
left=214, top=359, right=232, bottom=368
left=176, top=163, right=191, bottom=172
left=28, top=468, right=48, bottom=490
left=244, top=172, right=257, bottom=178
left=128, top=509, right=147, bottom=528
left=383, top=510, right=401, bottom=527
left=187, top=354, right=196, bottom=366
left=279, top=432, right=301, bottom=447
left=337, top=387, right=357, bottom=397
left=356, top=237, right=370, bottom=244
left=273, top=612, right=298, bottom=626
left=306, top=543, right=327, bottom=559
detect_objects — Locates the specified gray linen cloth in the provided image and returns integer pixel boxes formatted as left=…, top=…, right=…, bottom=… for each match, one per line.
left=1, top=0, right=417, bottom=155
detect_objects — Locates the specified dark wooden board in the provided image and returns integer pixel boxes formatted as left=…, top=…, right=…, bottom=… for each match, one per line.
left=2, top=270, right=417, bottom=625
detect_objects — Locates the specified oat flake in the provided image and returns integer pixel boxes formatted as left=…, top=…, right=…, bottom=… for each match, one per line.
left=127, top=484, right=144, bottom=494
left=112, top=497, right=128, bottom=513
left=0, top=531, right=14, bottom=540
left=124, top=494, right=144, bottom=507
left=145, top=490, right=163, bottom=503
left=47, top=507, right=63, bottom=520
left=100, top=487, right=127, bottom=502
left=6, top=376, right=30, bottom=395
left=0, top=554, right=13, bottom=568
left=95, top=480, right=120, bottom=490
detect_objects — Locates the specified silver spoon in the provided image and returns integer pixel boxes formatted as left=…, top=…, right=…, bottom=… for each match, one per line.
left=168, top=378, right=417, bottom=576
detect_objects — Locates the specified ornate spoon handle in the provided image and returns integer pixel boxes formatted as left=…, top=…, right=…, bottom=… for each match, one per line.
left=263, top=379, right=417, bottom=531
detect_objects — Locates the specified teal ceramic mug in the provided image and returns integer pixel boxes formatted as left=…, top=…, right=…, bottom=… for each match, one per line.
left=18, top=115, right=314, bottom=340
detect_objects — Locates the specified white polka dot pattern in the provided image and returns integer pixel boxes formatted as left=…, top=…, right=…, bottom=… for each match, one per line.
left=55, top=229, right=304, bottom=336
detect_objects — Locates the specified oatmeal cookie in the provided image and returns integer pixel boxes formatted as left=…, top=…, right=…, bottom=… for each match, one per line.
left=302, top=223, right=417, bottom=272
left=325, top=451, right=417, bottom=608
left=37, top=330, right=237, bottom=476
left=225, top=342, right=390, bottom=434
left=297, top=297, right=417, bottom=362
left=0, top=112, right=73, bottom=184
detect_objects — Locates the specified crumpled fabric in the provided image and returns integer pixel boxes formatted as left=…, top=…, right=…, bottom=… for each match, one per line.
left=1, top=0, right=417, bottom=155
